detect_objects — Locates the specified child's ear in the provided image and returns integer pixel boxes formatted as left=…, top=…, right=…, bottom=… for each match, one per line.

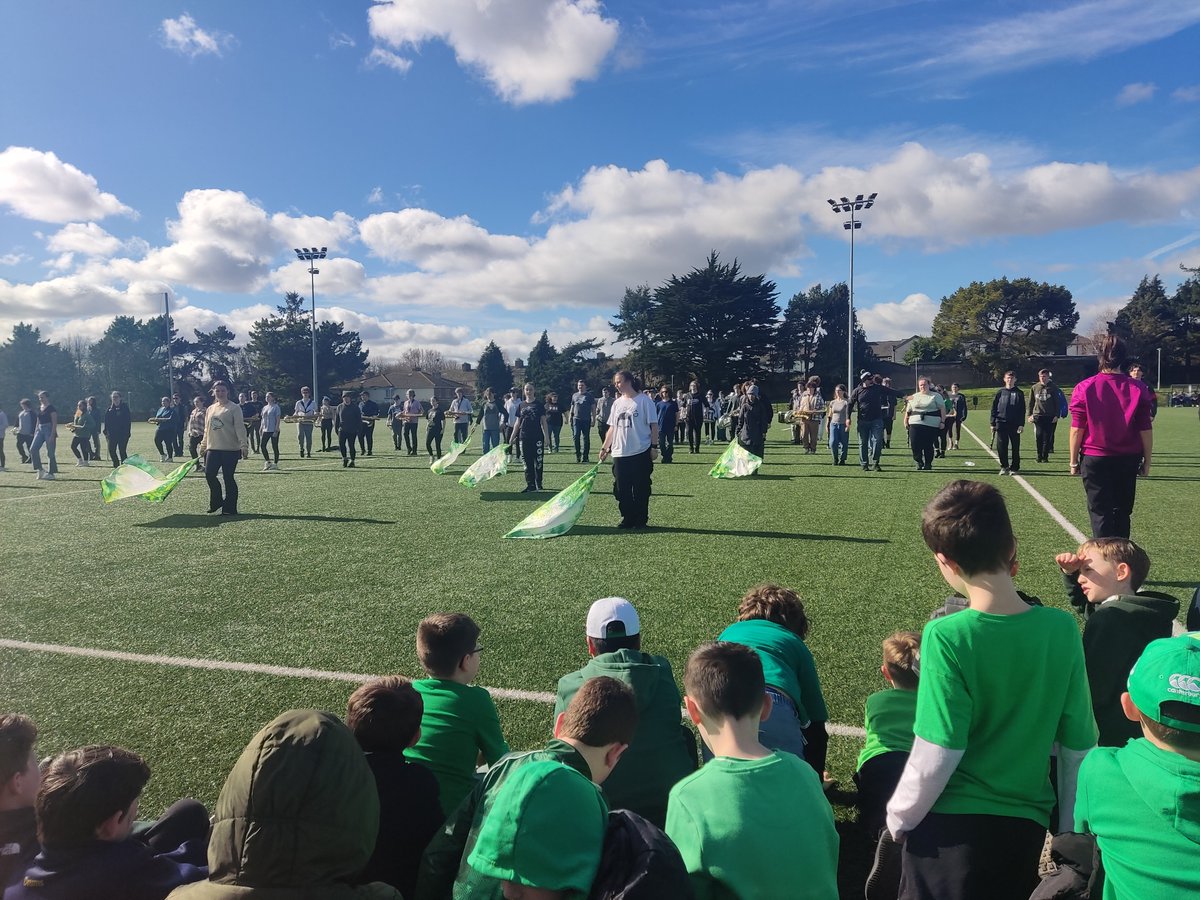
left=93, top=807, right=127, bottom=841
left=880, top=664, right=893, bottom=685
left=758, top=690, right=773, bottom=724
left=552, top=712, right=566, bottom=738
left=1120, top=692, right=1142, bottom=724
left=604, top=742, right=628, bottom=771
left=683, top=696, right=703, bottom=727
left=586, top=637, right=597, bottom=657
left=1115, top=562, right=1132, bottom=584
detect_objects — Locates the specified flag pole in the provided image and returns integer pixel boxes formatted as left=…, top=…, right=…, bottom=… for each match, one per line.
left=164, top=292, right=176, bottom=397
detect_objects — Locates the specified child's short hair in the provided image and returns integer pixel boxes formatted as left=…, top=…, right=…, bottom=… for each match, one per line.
left=736, top=583, right=809, bottom=639
left=345, top=676, right=424, bottom=752
left=37, top=746, right=150, bottom=846
left=0, top=713, right=37, bottom=784
left=1077, top=537, right=1151, bottom=591
left=922, top=480, right=1015, bottom=576
left=417, top=613, right=481, bottom=677
left=559, top=676, right=638, bottom=747
left=684, top=642, right=765, bottom=722
left=882, top=632, right=922, bottom=691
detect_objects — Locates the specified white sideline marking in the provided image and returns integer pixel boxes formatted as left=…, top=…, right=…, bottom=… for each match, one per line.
left=0, top=638, right=870, bottom=739
left=0, top=488, right=95, bottom=503
left=960, top=423, right=1088, bottom=544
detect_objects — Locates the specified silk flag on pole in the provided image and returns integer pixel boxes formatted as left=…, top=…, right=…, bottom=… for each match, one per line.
left=458, top=443, right=509, bottom=487
left=430, top=426, right=475, bottom=474
left=503, top=463, right=600, bottom=540
left=708, top=440, right=762, bottom=478
left=101, top=454, right=196, bottom=503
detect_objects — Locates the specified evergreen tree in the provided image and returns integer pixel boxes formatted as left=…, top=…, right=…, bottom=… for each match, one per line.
left=475, top=341, right=513, bottom=397
left=0, top=324, right=83, bottom=416
left=247, top=292, right=368, bottom=401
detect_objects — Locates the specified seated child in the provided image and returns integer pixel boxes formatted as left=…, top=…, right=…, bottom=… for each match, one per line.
left=665, top=642, right=839, bottom=900
left=716, top=584, right=830, bottom=779
left=466, top=760, right=608, bottom=900
left=415, top=675, right=636, bottom=900
left=405, top=613, right=509, bottom=816
left=1056, top=537, right=1180, bottom=746
left=8, top=745, right=207, bottom=900
left=856, top=632, right=921, bottom=835
left=0, top=715, right=40, bottom=890
left=1075, top=633, right=1200, bottom=899
left=346, top=676, right=444, bottom=898
left=886, top=480, right=1097, bottom=900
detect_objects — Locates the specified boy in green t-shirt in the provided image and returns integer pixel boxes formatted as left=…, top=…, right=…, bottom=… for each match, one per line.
left=405, top=613, right=510, bottom=815
left=1075, top=633, right=1200, bottom=900
left=886, top=480, right=1097, bottom=900
left=665, top=642, right=839, bottom=900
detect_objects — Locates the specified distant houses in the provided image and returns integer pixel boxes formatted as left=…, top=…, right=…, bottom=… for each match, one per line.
left=330, top=366, right=477, bottom=406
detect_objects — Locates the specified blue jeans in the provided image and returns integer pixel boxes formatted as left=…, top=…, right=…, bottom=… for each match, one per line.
left=702, top=687, right=807, bottom=764
left=858, top=418, right=884, bottom=466
left=30, top=425, right=58, bottom=474
left=571, top=419, right=591, bottom=459
left=828, top=423, right=847, bottom=462
left=482, top=428, right=499, bottom=453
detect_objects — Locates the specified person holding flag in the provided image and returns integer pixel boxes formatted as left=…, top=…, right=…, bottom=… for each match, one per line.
left=598, top=371, right=659, bottom=530
left=509, top=382, right=547, bottom=493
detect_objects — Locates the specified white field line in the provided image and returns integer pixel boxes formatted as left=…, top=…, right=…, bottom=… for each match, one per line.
left=0, top=488, right=96, bottom=503
left=0, top=638, right=869, bottom=738
left=960, top=423, right=1088, bottom=544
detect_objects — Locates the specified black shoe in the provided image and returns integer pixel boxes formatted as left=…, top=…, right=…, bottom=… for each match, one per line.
left=617, top=519, right=632, bottom=529
left=220, top=510, right=237, bottom=516
left=865, top=829, right=903, bottom=900
left=342, top=459, right=348, bottom=467
left=582, top=456, right=590, bottom=462
left=874, top=463, right=882, bottom=471
left=536, top=484, right=544, bottom=491
left=521, top=486, right=536, bottom=493
left=348, top=461, right=356, bottom=468
left=207, top=504, right=221, bottom=513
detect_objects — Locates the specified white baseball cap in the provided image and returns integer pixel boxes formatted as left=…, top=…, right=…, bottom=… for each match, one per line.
left=586, top=597, right=640, bottom=639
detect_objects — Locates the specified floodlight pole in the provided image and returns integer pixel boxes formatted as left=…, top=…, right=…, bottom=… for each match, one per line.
left=1157, top=346, right=1162, bottom=391
left=293, top=247, right=328, bottom=403
left=827, top=193, right=877, bottom=387
left=163, top=292, right=175, bottom=397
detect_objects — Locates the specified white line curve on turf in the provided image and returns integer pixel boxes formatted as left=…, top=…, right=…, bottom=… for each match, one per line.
left=959, top=423, right=1088, bottom=544
left=0, top=637, right=869, bottom=738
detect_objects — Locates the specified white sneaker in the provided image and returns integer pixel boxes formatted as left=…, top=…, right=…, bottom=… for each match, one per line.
left=43, top=472, right=55, bottom=480
left=271, top=463, right=280, bottom=471
left=160, top=453, right=168, bottom=462
left=263, top=462, right=272, bottom=472
left=0, top=466, right=6, bottom=473
left=80, top=459, right=90, bottom=467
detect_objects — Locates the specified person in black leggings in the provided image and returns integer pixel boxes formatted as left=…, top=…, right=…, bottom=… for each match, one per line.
left=335, top=392, right=361, bottom=468
left=425, top=398, right=444, bottom=459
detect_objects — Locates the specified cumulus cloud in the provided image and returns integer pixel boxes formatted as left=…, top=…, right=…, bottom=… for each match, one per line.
left=1173, top=85, right=1200, bottom=102
left=0, top=252, right=30, bottom=266
left=269, top=257, right=368, bottom=297
left=46, top=222, right=123, bottom=257
left=367, top=0, right=620, bottom=104
left=1116, top=82, right=1156, bottom=106
left=359, top=209, right=529, bottom=271
left=160, top=13, right=233, bottom=58
left=857, top=293, right=939, bottom=341
left=365, top=46, right=413, bottom=73
left=0, top=147, right=133, bottom=223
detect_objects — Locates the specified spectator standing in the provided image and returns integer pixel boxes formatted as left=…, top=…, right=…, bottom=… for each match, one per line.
left=1128, top=363, right=1158, bottom=419
left=990, top=370, right=1026, bottom=475
left=702, top=389, right=719, bottom=444
left=502, top=390, right=523, bottom=457
left=1028, top=369, right=1066, bottom=464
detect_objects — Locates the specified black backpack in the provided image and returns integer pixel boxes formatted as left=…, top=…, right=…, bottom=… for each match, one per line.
left=587, top=809, right=694, bottom=900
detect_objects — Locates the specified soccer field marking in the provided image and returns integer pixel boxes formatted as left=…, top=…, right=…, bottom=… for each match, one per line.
left=0, top=638, right=869, bottom=739
left=959, top=423, right=1088, bottom=544
left=0, top=488, right=96, bottom=503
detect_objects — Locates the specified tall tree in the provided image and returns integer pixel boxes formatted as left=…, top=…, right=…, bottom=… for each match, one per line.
left=611, top=285, right=664, bottom=380
left=929, top=277, right=1078, bottom=378
left=399, top=347, right=448, bottom=374
left=475, top=341, right=513, bottom=397
left=88, top=315, right=187, bottom=414
left=189, top=325, right=239, bottom=385
left=535, top=337, right=606, bottom=404
left=1112, top=275, right=1200, bottom=380
left=0, top=324, right=83, bottom=415
left=645, top=252, right=780, bottom=389
left=247, top=292, right=368, bottom=400
left=525, top=331, right=558, bottom=389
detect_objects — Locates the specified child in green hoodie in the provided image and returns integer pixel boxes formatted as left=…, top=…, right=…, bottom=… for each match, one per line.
left=1056, top=537, right=1181, bottom=746
left=1075, top=633, right=1200, bottom=900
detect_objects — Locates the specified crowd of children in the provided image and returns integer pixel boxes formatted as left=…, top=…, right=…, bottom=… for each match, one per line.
left=2, top=480, right=1198, bottom=900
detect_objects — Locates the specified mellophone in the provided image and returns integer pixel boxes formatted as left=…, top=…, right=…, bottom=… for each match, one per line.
left=282, top=416, right=320, bottom=424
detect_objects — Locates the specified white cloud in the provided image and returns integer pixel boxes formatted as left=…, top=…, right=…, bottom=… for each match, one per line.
left=330, top=31, right=357, bottom=50
left=367, top=0, right=620, bottom=104
left=858, top=293, right=938, bottom=341
left=1173, top=85, right=1200, bottom=102
left=269, top=257, right=368, bottom=297
left=0, top=147, right=133, bottom=223
left=159, top=13, right=232, bottom=58
left=0, top=252, right=30, bottom=266
left=46, top=222, right=123, bottom=257
left=365, top=46, right=413, bottom=74
left=366, top=186, right=385, bottom=205
left=1116, top=82, right=1156, bottom=106
left=359, top=209, right=529, bottom=271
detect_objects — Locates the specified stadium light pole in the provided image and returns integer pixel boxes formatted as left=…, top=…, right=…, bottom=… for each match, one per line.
left=1157, top=346, right=1162, bottom=392
left=827, top=193, right=877, bottom=387
left=293, top=247, right=327, bottom=403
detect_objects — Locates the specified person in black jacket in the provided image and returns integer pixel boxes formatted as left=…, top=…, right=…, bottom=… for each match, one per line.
left=991, top=370, right=1026, bottom=474
left=358, top=391, right=380, bottom=456
left=335, top=391, right=362, bottom=468
left=0, top=714, right=40, bottom=892
left=346, top=677, right=443, bottom=899
left=737, top=385, right=771, bottom=463
left=102, top=391, right=133, bottom=469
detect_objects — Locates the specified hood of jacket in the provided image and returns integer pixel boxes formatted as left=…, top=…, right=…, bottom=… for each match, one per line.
left=583, top=649, right=673, bottom=712
left=1099, top=591, right=1181, bottom=622
left=1119, top=739, right=1200, bottom=845
left=193, top=710, right=381, bottom=892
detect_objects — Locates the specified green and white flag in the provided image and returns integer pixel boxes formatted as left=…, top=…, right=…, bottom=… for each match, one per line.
left=101, top=454, right=196, bottom=504
left=458, top=443, right=509, bottom=488
left=431, top=428, right=475, bottom=474
left=503, top=463, right=600, bottom=540
left=708, top=440, right=762, bottom=478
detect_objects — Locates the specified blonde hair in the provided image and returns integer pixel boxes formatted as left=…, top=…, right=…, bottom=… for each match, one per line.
left=882, top=631, right=921, bottom=691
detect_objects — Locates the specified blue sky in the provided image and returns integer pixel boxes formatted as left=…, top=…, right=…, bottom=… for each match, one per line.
left=2, top=0, right=1199, bottom=365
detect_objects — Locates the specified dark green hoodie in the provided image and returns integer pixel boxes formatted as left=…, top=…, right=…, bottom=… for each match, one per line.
left=168, top=710, right=400, bottom=900
left=554, top=650, right=696, bottom=827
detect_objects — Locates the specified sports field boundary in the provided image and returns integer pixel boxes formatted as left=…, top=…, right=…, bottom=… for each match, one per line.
left=0, top=637, right=868, bottom=738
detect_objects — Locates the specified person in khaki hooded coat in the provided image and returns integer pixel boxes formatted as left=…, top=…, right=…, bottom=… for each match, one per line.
left=168, top=709, right=400, bottom=900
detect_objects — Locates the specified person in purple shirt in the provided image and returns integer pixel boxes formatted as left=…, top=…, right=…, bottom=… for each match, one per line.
left=1068, top=335, right=1153, bottom=539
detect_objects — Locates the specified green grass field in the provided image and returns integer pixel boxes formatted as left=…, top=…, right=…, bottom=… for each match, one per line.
left=2, top=411, right=1196, bottom=895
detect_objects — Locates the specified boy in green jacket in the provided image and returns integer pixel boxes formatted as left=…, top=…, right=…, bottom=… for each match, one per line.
left=1056, top=537, right=1181, bottom=746
left=1075, top=633, right=1200, bottom=900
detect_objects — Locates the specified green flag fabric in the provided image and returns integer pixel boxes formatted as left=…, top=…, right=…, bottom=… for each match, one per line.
left=430, top=427, right=475, bottom=474
left=503, top=463, right=601, bottom=540
left=101, top=454, right=197, bottom=503
left=459, top=443, right=509, bottom=488
left=708, top=440, right=762, bottom=478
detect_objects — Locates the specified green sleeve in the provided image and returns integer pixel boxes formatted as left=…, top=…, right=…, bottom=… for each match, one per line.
left=1072, top=754, right=1094, bottom=833
left=913, top=624, right=971, bottom=750
left=665, top=798, right=704, bottom=886
left=413, top=783, right=483, bottom=900
left=474, top=691, right=510, bottom=764
left=791, top=641, right=828, bottom=722
left=1058, top=624, right=1100, bottom=752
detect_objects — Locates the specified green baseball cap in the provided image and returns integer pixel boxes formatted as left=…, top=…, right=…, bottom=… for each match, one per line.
left=467, top=760, right=607, bottom=894
left=1128, top=632, right=1200, bottom=733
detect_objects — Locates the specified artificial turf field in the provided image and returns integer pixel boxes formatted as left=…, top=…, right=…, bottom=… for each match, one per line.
left=2, top=409, right=1196, bottom=894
